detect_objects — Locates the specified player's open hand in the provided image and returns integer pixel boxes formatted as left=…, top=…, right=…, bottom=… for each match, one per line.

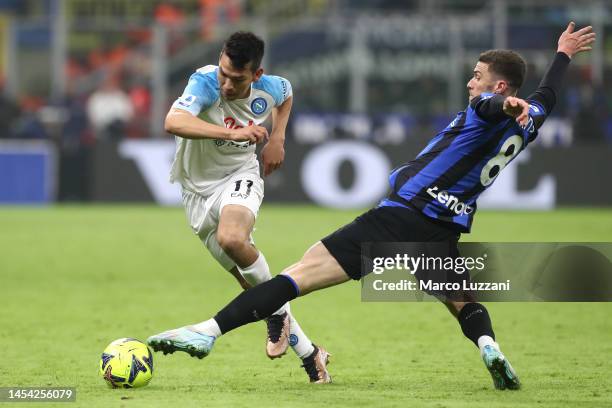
left=230, top=125, right=268, bottom=144
left=557, top=22, right=596, bottom=59
left=503, top=96, right=530, bottom=127
left=260, top=139, right=285, bottom=176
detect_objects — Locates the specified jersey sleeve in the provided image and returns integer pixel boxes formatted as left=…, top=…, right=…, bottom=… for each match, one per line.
left=525, top=52, right=571, bottom=130
left=520, top=101, right=546, bottom=145
left=526, top=100, right=547, bottom=132
left=254, top=75, right=293, bottom=106
left=171, top=69, right=219, bottom=116
left=469, top=93, right=508, bottom=122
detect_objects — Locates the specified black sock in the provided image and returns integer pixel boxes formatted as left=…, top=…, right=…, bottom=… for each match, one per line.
left=457, top=302, right=495, bottom=347
left=214, top=275, right=299, bottom=334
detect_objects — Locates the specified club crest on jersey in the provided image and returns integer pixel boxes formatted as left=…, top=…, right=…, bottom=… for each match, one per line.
left=178, top=94, right=196, bottom=107
left=250, top=97, right=267, bottom=115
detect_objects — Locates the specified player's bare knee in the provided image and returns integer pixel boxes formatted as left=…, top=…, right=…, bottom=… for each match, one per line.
left=216, top=229, right=248, bottom=255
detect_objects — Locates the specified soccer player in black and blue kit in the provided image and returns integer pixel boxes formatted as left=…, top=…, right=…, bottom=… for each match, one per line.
left=147, top=22, right=596, bottom=387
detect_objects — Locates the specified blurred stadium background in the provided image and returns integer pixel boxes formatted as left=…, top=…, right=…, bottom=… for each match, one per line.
left=0, top=0, right=610, bottom=208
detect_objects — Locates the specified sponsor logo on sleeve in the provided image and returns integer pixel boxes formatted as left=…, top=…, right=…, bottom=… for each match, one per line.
left=281, top=79, right=288, bottom=99
left=177, top=94, right=196, bottom=107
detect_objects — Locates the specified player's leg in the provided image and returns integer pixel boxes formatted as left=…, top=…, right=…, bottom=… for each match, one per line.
left=430, top=239, right=520, bottom=390
left=211, top=175, right=320, bottom=361
left=423, top=242, right=500, bottom=359
left=229, top=267, right=251, bottom=290
left=156, top=178, right=322, bottom=368
left=402, top=214, right=520, bottom=391
left=215, top=204, right=258, bottom=267
left=147, top=190, right=249, bottom=359
left=147, top=241, right=346, bottom=381
left=167, top=209, right=386, bottom=357
left=196, top=242, right=348, bottom=338
left=206, top=231, right=316, bottom=360
left=201, top=229, right=252, bottom=289
left=444, top=299, right=497, bottom=351
left=444, top=296, right=520, bottom=390
left=280, top=242, right=352, bottom=294
left=204, top=241, right=346, bottom=382
left=147, top=207, right=385, bottom=382
left=180, top=188, right=250, bottom=288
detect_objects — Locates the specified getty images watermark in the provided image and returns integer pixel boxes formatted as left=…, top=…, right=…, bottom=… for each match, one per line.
left=361, top=243, right=612, bottom=302
left=370, top=252, right=511, bottom=292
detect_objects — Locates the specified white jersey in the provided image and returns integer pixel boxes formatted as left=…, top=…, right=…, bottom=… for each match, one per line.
left=169, top=65, right=292, bottom=196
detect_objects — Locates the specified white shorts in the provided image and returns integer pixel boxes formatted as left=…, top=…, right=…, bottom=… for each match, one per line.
left=182, top=168, right=264, bottom=270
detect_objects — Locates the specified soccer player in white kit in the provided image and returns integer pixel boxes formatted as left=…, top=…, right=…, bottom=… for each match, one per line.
left=148, top=32, right=331, bottom=383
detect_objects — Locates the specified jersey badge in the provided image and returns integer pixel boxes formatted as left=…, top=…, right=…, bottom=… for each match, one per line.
left=251, top=97, right=267, bottom=115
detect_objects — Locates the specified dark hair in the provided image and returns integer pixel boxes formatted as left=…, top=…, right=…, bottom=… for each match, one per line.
left=222, top=31, right=265, bottom=72
left=478, top=50, right=526, bottom=90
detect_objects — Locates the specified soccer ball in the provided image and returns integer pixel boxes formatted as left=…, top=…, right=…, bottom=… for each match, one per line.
left=99, top=338, right=153, bottom=388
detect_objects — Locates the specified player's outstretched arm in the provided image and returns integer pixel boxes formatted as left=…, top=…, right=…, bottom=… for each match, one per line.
left=525, top=22, right=596, bottom=130
left=261, top=96, right=292, bottom=176
left=165, top=108, right=268, bottom=144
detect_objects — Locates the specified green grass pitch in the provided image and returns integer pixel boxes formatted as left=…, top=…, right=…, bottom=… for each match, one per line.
left=1, top=205, right=611, bottom=407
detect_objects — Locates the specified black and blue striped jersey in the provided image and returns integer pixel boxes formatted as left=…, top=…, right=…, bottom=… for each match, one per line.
left=379, top=52, right=570, bottom=232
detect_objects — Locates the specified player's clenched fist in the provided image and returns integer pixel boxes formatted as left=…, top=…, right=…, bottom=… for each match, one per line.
left=229, top=125, right=268, bottom=144
left=557, top=21, right=596, bottom=59
left=503, top=96, right=530, bottom=127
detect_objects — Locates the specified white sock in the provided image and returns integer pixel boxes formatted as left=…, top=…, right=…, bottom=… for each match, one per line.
left=477, top=335, right=499, bottom=355
left=238, top=251, right=271, bottom=286
left=191, top=318, right=222, bottom=338
left=238, top=251, right=288, bottom=315
left=288, top=311, right=315, bottom=359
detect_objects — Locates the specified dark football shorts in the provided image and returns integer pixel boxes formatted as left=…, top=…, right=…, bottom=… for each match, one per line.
left=321, top=206, right=473, bottom=301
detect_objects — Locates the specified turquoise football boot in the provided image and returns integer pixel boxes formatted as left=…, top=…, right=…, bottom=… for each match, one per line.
left=147, top=327, right=215, bottom=359
left=482, top=345, right=521, bottom=390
